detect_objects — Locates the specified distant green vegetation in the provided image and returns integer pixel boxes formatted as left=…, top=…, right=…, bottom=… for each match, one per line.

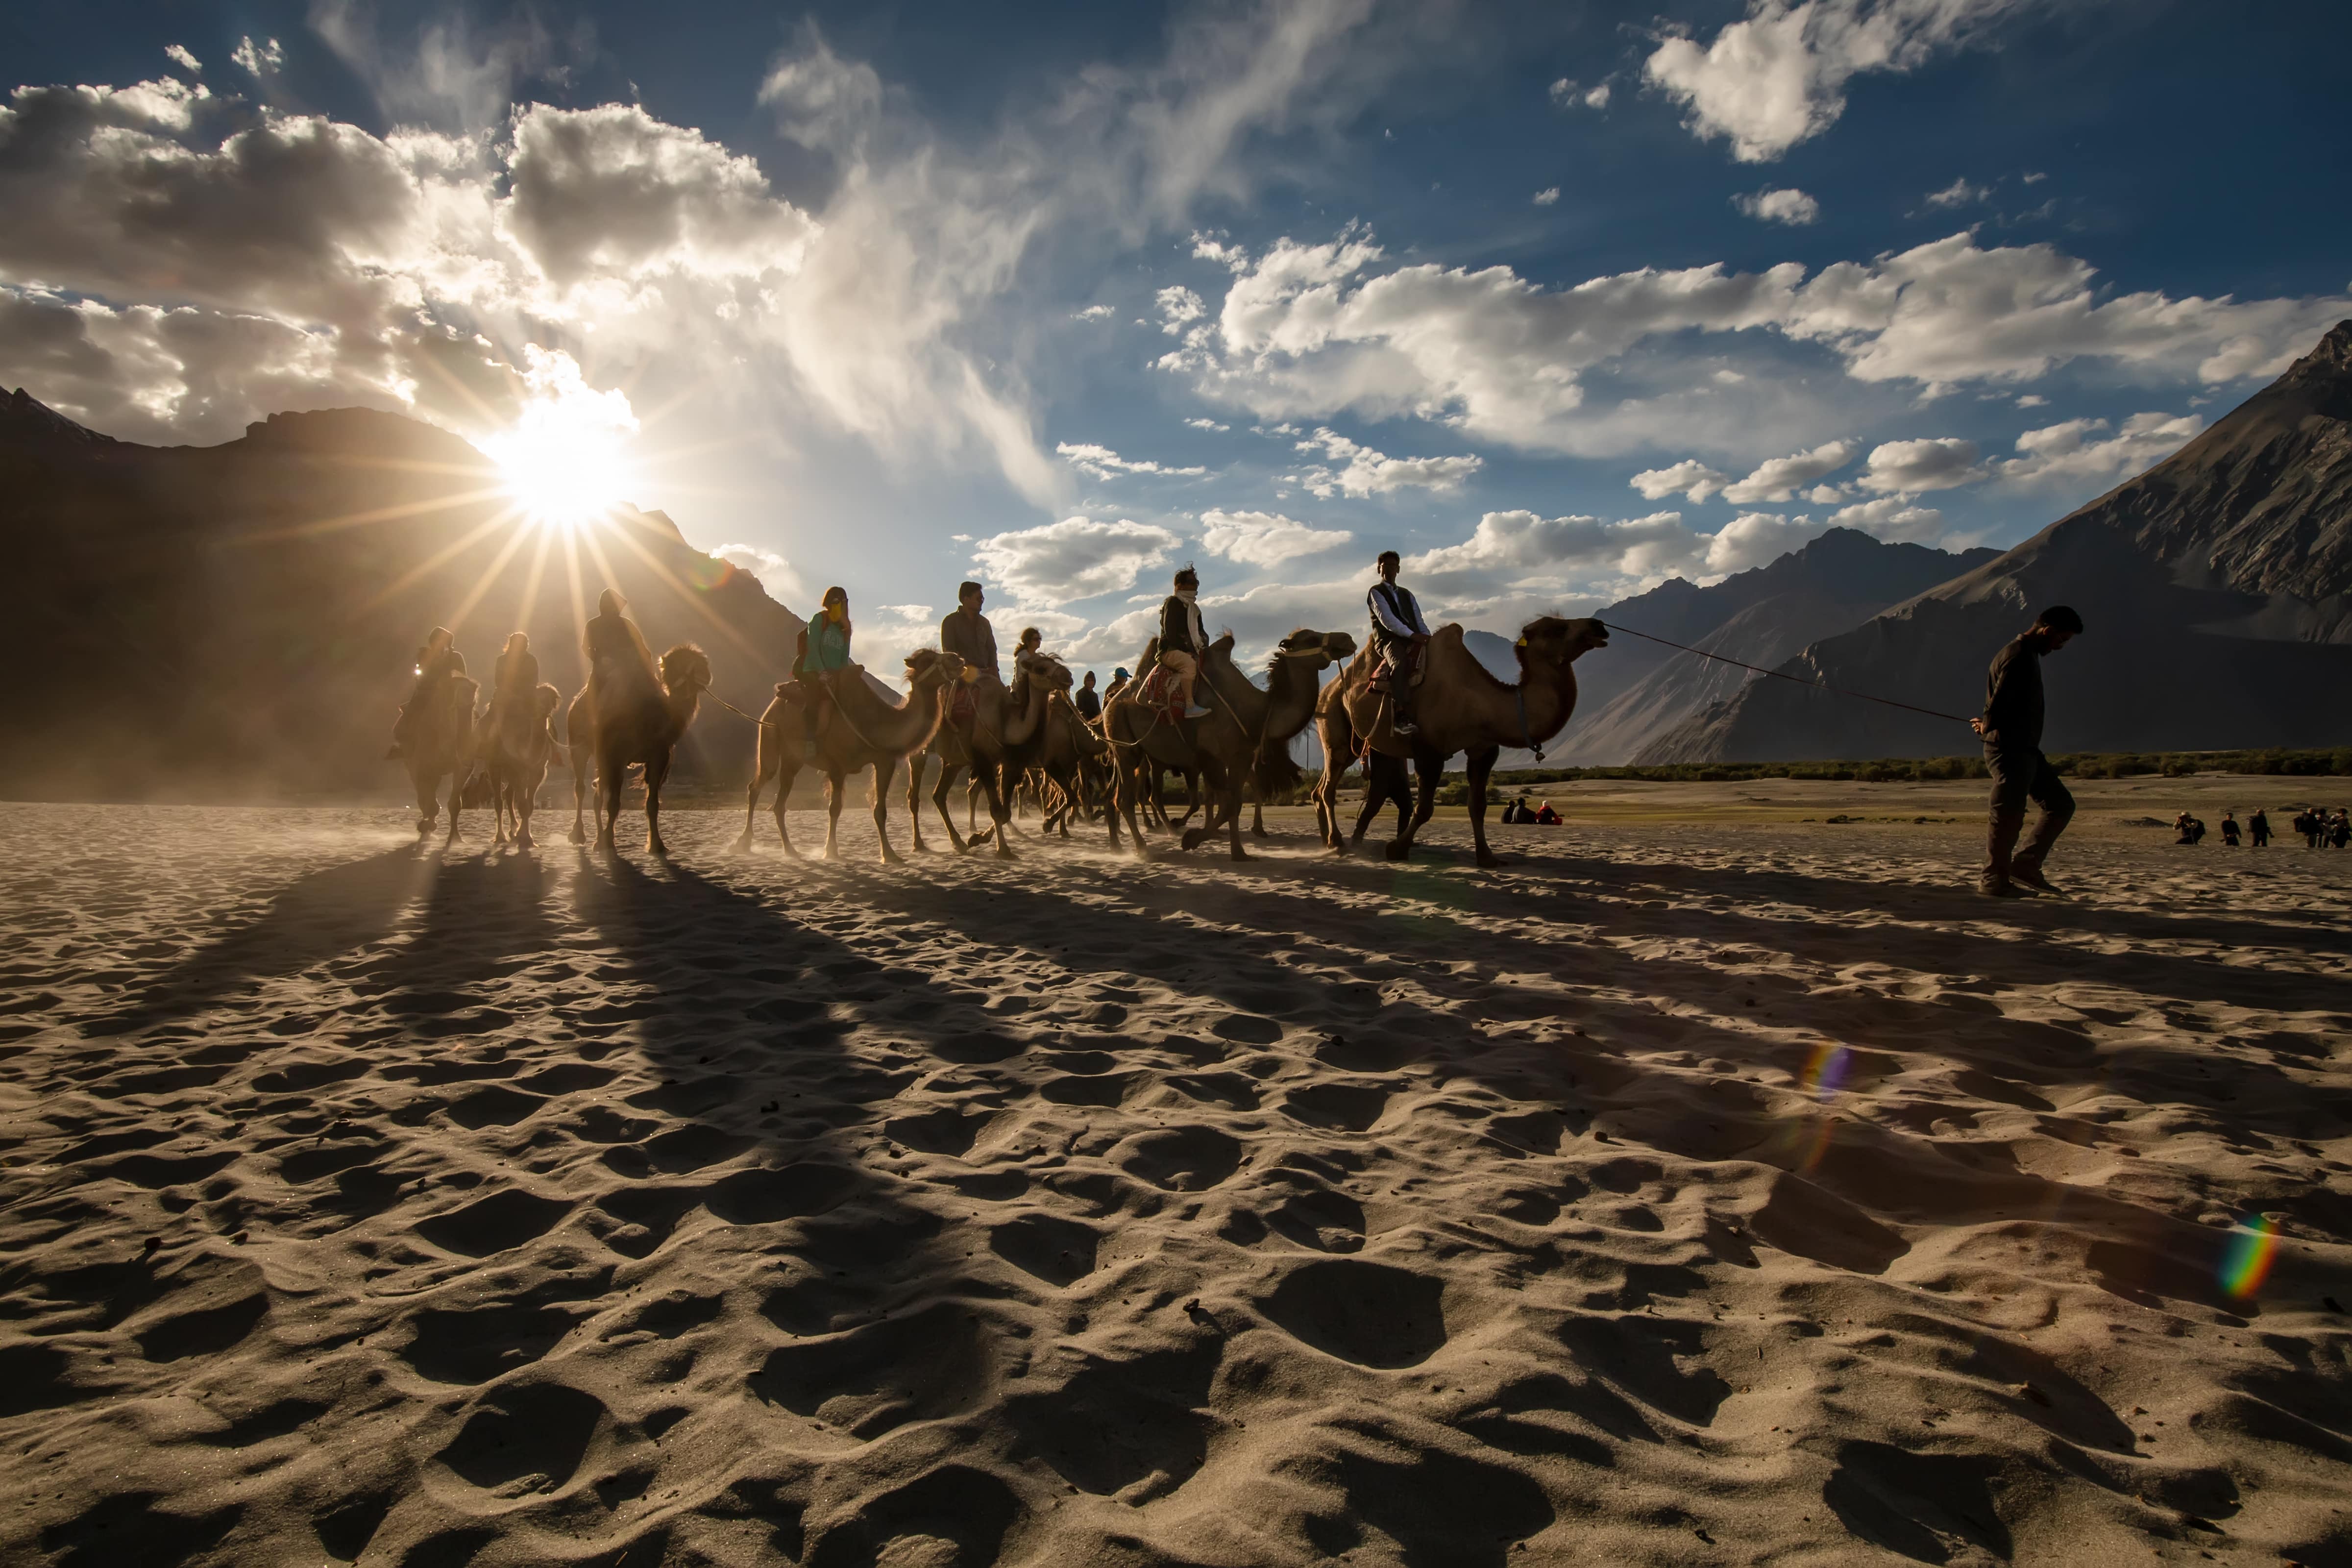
left=1291, top=747, right=2352, bottom=807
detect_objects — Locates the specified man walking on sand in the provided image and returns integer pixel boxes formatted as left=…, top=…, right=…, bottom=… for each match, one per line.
left=1970, top=605, right=2084, bottom=898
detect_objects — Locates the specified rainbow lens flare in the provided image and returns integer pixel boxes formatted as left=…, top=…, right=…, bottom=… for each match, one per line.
left=2220, top=1214, right=2278, bottom=1299
left=1800, top=1043, right=1850, bottom=1101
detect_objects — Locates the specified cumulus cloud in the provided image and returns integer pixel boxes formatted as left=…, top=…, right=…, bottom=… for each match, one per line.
left=1858, top=436, right=1981, bottom=492
left=1055, top=441, right=1207, bottom=480
left=1824, top=494, right=1947, bottom=539
left=1412, top=509, right=1697, bottom=594
left=1923, top=175, right=1992, bottom=208
left=1157, top=286, right=1207, bottom=333
left=1721, top=438, right=1858, bottom=501
left=970, top=515, right=1181, bottom=603
left=1644, top=0, right=2027, bottom=162
left=1073, top=304, right=1114, bottom=321
left=1294, top=427, right=1480, bottom=497
left=230, top=36, right=284, bottom=76
left=1533, top=187, right=1561, bottom=206
left=1548, top=79, right=1610, bottom=109
left=165, top=45, right=202, bottom=74
left=1630, top=459, right=1730, bottom=502
left=1157, top=227, right=2350, bottom=452
left=1732, top=186, right=1820, bottom=225
left=1701, top=511, right=1826, bottom=571
left=1199, top=508, right=1352, bottom=567
left=711, top=542, right=808, bottom=606
left=1183, top=416, right=1229, bottom=431
left=1995, top=411, right=2204, bottom=488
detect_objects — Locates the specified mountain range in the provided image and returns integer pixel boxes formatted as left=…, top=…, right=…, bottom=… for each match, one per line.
left=1644, top=320, right=2352, bottom=761
left=0, top=397, right=804, bottom=799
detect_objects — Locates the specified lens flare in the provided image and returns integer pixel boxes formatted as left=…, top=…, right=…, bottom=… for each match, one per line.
left=1800, top=1042, right=1850, bottom=1101
left=478, top=347, right=639, bottom=533
left=2220, top=1214, right=2278, bottom=1299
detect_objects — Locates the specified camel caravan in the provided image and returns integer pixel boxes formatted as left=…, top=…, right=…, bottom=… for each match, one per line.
left=385, top=556, right=1610, bottom=866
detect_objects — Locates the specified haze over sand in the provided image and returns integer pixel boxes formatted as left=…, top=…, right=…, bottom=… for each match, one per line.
left=3, top=804, right=2349, bottom=1565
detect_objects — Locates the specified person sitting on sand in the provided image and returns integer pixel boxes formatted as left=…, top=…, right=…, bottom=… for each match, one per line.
left=387, top=625, right=462, bottom=759
left=1535, top=799, right=1561, bottom=825
left=799, top=586, right=854, bottom=762
left=1970, top=605, right=2084, bottom=897
left=1156, top=566, right=1212, bottom=719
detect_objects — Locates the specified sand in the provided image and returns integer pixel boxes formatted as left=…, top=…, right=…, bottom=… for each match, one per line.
left=2, top=797, right=2348, bottom=1568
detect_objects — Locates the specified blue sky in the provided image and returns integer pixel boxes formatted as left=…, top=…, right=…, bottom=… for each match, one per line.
left=5, top=0, right=2349, bottom=674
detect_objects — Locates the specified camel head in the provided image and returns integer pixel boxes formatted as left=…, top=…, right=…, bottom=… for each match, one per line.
left=1273, top=628, right=1357, bottom=672
left=1512, top=616, right=1609, bottom=673
left=659, top=643, right=712, bottom=695
left=1016, top=649, right=1074, bottom=692
left=905, top=646, right=959, bottom=690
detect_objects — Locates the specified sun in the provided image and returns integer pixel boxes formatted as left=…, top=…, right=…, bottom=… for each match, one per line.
left=478, top=353, right=641, bottom=532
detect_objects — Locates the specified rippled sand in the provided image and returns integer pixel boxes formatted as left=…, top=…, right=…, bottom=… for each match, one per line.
left=2, top=802, right=2348, bottom=1567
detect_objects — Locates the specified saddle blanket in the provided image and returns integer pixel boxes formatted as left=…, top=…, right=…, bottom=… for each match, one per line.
left=1134, top=664, right=1187, bottom=721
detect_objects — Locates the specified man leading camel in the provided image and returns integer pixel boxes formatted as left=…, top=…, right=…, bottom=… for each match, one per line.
left=1970, top=605, right=2084, bottom=898
left=1368, top=549, right=1432, bottom=739
left=1157, top=565, right=1212, bottom=720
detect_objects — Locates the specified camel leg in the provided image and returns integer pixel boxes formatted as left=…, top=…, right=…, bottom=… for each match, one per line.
left=597, top=756, right=624, bottom=851
left=735, top=753, right=774, bottom=852
left=1466, top=744, right=1504, bottom=868
left=1109, top=748, right=1152, bottom=862
left=643, top=754, right=672, bottom=857
left=514, top=776, right=537, bottom=850
left=905, top=755, right=928, bottom=855
left=411, top=766, right=438, bottom=839
left=568, top=745, right=590, bottom=844
left=871, top=762, right=904, bottom=865
left=1250, top=800, right=1268, bottom=840
left=979, top=767, right=1016, bottom=860
left=772, top=762, right=803, bottom=858
left=1225, top=775, right=1250, bottom=861
left=1354, top=754, right=1403, bottom=848
left=444, top=766, right=466, bottom=847
left=822, top=770, right=846, bottom=861
left=931, top=761, right=971, bottom=854
left=1386, top=756, right=1439, bottom=862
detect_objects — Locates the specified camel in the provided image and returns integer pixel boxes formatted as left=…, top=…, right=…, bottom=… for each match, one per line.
left=1102, top=629, right=1354, bottom=861
left=1032, top=689, right=1110, bottom=838
left=1314, top=616, right=1607, bottom=866
left=486, top=682, right=562, bottom=850
left=403, top=671, right=479, bottom=846
left=733, top=649, right=962, bottom=862
left=564, top=643, right=711, bottom=855
left=911, top=651, right=1062, bottom=858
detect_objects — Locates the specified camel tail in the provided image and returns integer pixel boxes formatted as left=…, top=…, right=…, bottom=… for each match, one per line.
left=1254, top=743, right=1304, bottom=804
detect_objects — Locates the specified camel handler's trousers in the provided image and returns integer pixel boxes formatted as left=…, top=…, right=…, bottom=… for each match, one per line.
left=1371, top=633, right=1419, bottom=725
left=1982, top=746, right=2073, bottom=891
left=1158, top=648, right=1198, bottom=701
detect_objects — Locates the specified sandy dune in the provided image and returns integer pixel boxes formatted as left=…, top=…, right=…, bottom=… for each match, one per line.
left=2, top=802, right=2349, bottom=1567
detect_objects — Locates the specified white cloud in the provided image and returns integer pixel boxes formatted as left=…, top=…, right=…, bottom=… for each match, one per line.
left=1412, top=509, right=1697, bottom=593
left=1631, top=459, right=1730, bottom=502
left=1055, top=441, right=1207, bottom=480
left=1721, top=438, right=1857, bottom=501
left=1732, top=186, right=1820, bottom=225
left=2015, top=392, right=2047, bottom=407
left=1923, top=176, right=1992, bottom=208
left=1858, top=436, right=1980, bottom=492
left=1583, top=83, right=1612, bottom=109
left=1074, top=304, right=1114, bottom=321
left=1549, top=79, right=1611, bottom=110
left=970, top=515, right=1181, bottom=603
left=1533, top=187, right=1561, bottom=207
left=1183, top=416, right=1230, bottom=431
left=165, top=45, right=202, bottom=74
left=1825, top=495, right=1947, bottom=540
left=1159, top=227, right=2351, bottom=453
left=1994, top=411, right=2204, bottom=488
left=1644, top=0, right=2027, bottom=162
left=711, top=542, right=808, bottom=606
left=1294, top=426, right=1480, bottom=497
left=1157, top=285, right=1207, bottom=334
left=1702, top=511, right=1825, bottom=571
left=1199, top=508, right=1353, bottom=568
left=230, top=36, right=284, bottom=76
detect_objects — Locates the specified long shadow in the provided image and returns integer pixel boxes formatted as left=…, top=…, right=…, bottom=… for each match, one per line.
left=84, top=844, right=430, bottom=1036
left=365, top=850, right=558, bottom=1028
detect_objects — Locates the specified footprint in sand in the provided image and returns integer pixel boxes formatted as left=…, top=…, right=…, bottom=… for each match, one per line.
left=1278, top=1081, right=1391, bottom=1133
left=987, top=1212, right=1101, bottom=1286
left=414, top=1189, right=572, bottom=1257
left=1113, top=1126, right=1243, bottom=1191
left=1260, top=1259, right=1446, bottom=1368
left=435, top=1381, right=606, bottom=1494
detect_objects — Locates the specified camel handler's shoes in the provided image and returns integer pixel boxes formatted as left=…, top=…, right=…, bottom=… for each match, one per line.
left=1183, top=703, right=1211, bottom=719
left=1978, top=879, right=2039, bottom=899
left=2010, top=866, right=2062, bottom=895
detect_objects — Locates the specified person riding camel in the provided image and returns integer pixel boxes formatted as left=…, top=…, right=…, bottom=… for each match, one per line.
left=1009, top=625, right=1044, bottom=709
left=584, top=588, right=659, bottom=691
left=799, top=586, right=854, bottom=762
left=387, top=625, right=463, bottom=759
left=1156, top=565, right=1212, bottom=720
left=1367, top=549, right=1432, bottom=739
left=485, top=631, right=539, bottom=734
left=941, top=581, right=999, bottom=685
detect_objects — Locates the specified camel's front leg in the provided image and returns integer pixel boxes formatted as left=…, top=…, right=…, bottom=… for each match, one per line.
left=642, top=754, right=673, bottom=856
left=822, top=771, right=845, bottom=861
left=1465, top=744, right=1503, bottom=868
left=871, top=762, right=903, bottom=865
left=905, top=754, right=929, bottom=855
left=569, top=746, right=590, bottom=844
left=597, top=756, right=624, bottom=851
left=444, top=766, right=468, bottom=847
left=930, top=761, right=971, bottom=854
left=514, top=776, right=538, bottom=850
left=979, top=767, right=1016, bottom=860
left=411, top=766, right=438, bottom=839
left=1386, top=755, right=1439, bottom=862
left=1225, top=777, right=1251, bottom=861
left=735, top=751, right=772, bottom=852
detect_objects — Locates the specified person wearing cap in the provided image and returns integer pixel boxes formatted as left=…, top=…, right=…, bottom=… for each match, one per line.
left=1156, top=566, right=1212, bottom=719
left=1368, top=549, right=1433, bottom=738
left=1971, top=605, right=2084, bottom=897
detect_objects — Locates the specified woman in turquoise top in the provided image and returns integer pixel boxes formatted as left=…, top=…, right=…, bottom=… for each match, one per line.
left=799, top=587, right=853, bottom=759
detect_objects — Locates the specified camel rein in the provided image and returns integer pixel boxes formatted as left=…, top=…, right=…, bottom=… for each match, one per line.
left=708, top=679, right=901, bottom=756
left=1596, top=621, right=1973, bottom=726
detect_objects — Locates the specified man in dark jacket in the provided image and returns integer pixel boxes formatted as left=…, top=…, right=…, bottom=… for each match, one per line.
left=1074, top=671, right=1102, bottom=721
left=939, top=581, right=999, bottom=685
left=1156, top=565, right=1211, bottom=719
left=1367, top=549, right=1433, bottom=737
left=1970, top=605, right=2083, bottom=897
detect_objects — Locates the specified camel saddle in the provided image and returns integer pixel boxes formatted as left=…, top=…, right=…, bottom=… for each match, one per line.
left=1344, top=635, right=1441, bottom=761
left=1132, top=663, right=1188, bottom=724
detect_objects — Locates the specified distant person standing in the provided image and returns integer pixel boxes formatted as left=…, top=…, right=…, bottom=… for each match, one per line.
left=2334, top=809, right=2350, bottom=850
left=2221, top=810, right=2240, bottom=847
left=1970, top=606, right=2084, bottom=897
left=2250, top=807, right=2270, bottom=848
left=1074, top=670, right=1102, bottom=722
